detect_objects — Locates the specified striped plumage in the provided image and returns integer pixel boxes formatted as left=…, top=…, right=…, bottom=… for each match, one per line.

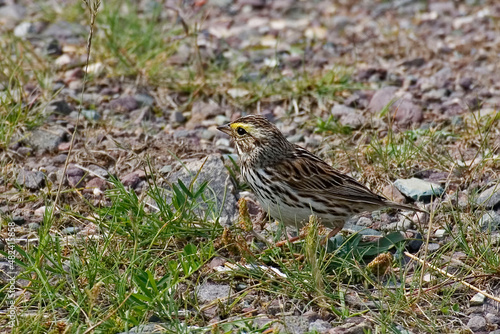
left=218, top=115, right=417, bottom=233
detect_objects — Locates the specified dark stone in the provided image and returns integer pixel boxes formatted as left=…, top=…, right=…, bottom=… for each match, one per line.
left=16, top=170, right=45, bottom=190
left=108, top=96, right=139, bottom=113
left=62, top=227, right=81, bottom=235
left=12, top=216, right=25, bottom=225
left=53, top=154, right=68, bottom=165
left=476, top=185, right=500, bottom=209
left=42, top=21, right=86, bottom=42
left=46, top=38, right=63, bottom=56
left=84, top=177, right=107, bottom=194
left=48, top=100, right=72, bottom=115
left=121, top=172, right=143, bottom=188
left=401, top=57, right=426, bottom=68
left=458, top=77, right=473, bottom=90
left=407, top=233, right=423, bottom=253
left=66, top=167, right=85, bottom=187
left=24, top=127, right=66, bottom=154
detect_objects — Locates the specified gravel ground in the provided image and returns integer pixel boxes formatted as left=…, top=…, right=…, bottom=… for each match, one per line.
left=1, top=0, right=500, bottom=333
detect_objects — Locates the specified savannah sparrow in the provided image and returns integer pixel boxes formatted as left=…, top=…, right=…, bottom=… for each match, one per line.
left=218, top=115, right=419, bottom=237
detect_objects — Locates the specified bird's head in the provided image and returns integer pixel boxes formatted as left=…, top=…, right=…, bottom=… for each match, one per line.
left=217, top=115, right=291, bottom=166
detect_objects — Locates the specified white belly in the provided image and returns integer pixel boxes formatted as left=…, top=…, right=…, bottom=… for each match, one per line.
left=244, top=168, right=344, bottom=229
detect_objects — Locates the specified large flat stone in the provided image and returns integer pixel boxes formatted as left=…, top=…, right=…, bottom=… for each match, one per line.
left=394, top=178, right=444, bottom=202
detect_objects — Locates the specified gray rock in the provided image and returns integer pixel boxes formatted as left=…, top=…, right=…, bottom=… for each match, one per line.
left=130, top=107, right=153, bottom=124
left=12, top=216, right=25, bottom=225
left=368, top=86, right=399, bottom=114
left=467, top=315, right=486, bottom=332
left=208, top=0, right=233, bottom=7
left=134, top=93, right=155, bottom=107
left=428, top=1, right=455, bottom=14
left=381, top=217, right=412, bottom=232
left=476, top=185, right=500, bottom=209
left=87, top=165, right=108, bottom=179
left=200, top=129, right=216, bottom=140
left=215, top=138, right=231, bottom=148
left=458, top=77, right=473, bottom=90
left=165, top=154, right=238, bottom=226
left=426, top=243, right=440, bottom=252
left=329, top=316, right=373, bottom=334
left=159, top=165, right=172, bottom=174
left=331, top=104, right=365, bottom=129
left=478, top=211, right=500, bottom=232
left=121, top=172, right=143, bottom=189
left=0, top=5, right=26, bottom=29
left=196, top=282, right=232, bottom=303
left=332, top=16, right=355, bottom=31
left=281, top=316, right=310, bottom=334
left=486, top=313, right=500, bottom=325
left=14, top=21, right=35, bottom=38
left=84, top=177, right=107, bottom=194
left=28, top=223, right=40, bottom=231
left=17, top=170, right=45, bottom=190
left=401, top=58, right=426, bottom=68
left=407, top=233, right=423, bottom=252
left=82, top=109, right=100, bottom=121
left=344, top=224, right=383, bottom=236
left=393, top=178, right=444, bottom=202
left=53, top=154, right=68, bottom=165
left=287, top=133, right=305, bottom=143
left=170, top=111, right=185, bottom=124
left=214, top=115, right=229, bottom=125
left=42, top=21, right=86, bottom=42
left=309, top=319, right=332, bottom=333
left=391, top=99, right=423, bottom=126
left=66, top=167, right=85, bottom=187
left=24, top=126, right=66, bottom=154
left=424, top=88, right=447, bottom=101
left=434, top=229, right=447, bottom=238
left=470, top=293, right=485, bottom=306
left=117, top=323, right=172, bottom=334
left=62, top=227, right=81, bottom=235
left=432, top=66, right=453, bottom=89
left=108, top=96, right=139, bottom=113
left=368, top=87, right=422, bottom=126
left=48, top=100, right=73, bottom=115
left=393, top=325, right=413, bottom=334
left=356, top=217, right=373, bottom=227
left=17, top=147, right=32, bottom=156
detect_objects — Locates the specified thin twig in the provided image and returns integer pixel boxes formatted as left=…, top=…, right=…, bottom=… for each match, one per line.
left=405, top=251, right=500, bottom=303
left=417, top=206, right=435, bottom=301
left=50, top=1, right=101, bottom=222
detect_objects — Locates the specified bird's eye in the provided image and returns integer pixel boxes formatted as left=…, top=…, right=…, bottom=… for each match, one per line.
left=236, top=127, right=247, bottom=136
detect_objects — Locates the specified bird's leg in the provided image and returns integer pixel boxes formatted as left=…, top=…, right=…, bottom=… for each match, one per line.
left=320, top=226, right=342, bottom=245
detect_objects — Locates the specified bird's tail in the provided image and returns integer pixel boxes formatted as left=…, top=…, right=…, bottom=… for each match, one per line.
left=385, top=200, right=427, bottom=213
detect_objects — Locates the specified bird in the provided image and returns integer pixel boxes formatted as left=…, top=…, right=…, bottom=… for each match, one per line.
left=217, top=115, right=421, bottom=239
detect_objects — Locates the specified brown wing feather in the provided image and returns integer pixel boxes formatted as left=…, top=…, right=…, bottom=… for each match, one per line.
left=266, top=146, right=419, bottom=211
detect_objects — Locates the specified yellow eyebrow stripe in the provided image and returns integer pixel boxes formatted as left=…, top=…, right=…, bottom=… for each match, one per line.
left=230, top=123, right=253, bottom=132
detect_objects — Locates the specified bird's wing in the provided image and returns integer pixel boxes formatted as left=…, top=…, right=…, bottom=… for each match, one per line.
left=264, top=146, right=391, bottom=207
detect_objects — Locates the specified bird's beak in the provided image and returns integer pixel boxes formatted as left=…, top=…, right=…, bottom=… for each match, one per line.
left=217, top=123, right=232, bottom=136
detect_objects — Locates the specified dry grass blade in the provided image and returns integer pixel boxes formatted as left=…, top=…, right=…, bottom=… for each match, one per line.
left=405, top=251, right=500, bottom=303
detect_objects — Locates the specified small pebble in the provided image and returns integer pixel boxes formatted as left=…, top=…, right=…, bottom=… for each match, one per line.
left=434, top=229, right=447, bottom=238
left=467, top=315, right=486, bottom=332
left=159, top=165, right=172, bottom=174
left=470, top=293, right=485, bottom=306
left=62, top=227, right=81, bottom=235
left=12, top=216, right=25, bottom=225
left=28, top=223, right=40, bottom=231
left=82, top=109, right=101, bottom=121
